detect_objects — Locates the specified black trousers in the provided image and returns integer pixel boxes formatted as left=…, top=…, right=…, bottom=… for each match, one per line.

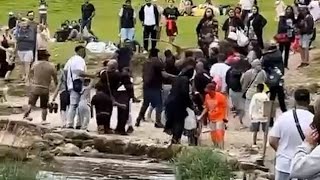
left=269, top=86, right=287, bottom=127
left=310, top=28, right=316, bottom=47
left=115, top=91, right=130, bottom=133
left=279, top=42, right=291, bottom=68
left=143, top=25, right=157, bottom=51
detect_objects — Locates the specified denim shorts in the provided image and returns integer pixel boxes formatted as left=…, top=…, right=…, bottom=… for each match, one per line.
left=120, top=28, right=135, bottom=41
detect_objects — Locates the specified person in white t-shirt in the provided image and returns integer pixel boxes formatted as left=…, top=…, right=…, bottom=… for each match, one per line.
left=249, top=84, right=269, bottom=145
left=269, top=88, right=314, bottom=180
left=209, top=54, right=230, bottom=93
left=64, top=45, right=94, bottom=129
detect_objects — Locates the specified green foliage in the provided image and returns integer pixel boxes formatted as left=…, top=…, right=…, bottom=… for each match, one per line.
left=0, top=160, right=38, bottom=180
left=174, top=148, right=232, bottom=180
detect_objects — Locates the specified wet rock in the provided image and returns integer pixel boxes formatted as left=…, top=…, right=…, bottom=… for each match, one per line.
left=31, top=141, right=49, bottom=151
left=232, top=171, right=245, bottom=179
left=43, top=133, right=65, bottom=145
left=82, top=139, right=94, bottom=148
left=81, top=146, right=93, bottom=153
left=39, top=150, right=55, bottom=161
left=0, top=145, right=28, bottom=161
left=56, top=129, right=92, bottom=140
left=239, top=162, right=257, bottom=171
left=147, top=145, right=176, bottom=160
left=227, top=156, right=239, bottom=170
left=125, top=142, right=148, bottom=156
left=93, top=137, right=127, bottom=154
left=51, top=143, right=81, bottom=156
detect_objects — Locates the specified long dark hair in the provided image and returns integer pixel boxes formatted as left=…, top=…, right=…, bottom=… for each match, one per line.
left=311, top=112, right=320, bottom=144
left=202, top=7, right=215, bottom=20
left=285, top=6, right=295, bottom=20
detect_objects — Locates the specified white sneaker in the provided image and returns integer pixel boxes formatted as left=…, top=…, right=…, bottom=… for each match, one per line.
left=143, top=50, right=148, bottom=54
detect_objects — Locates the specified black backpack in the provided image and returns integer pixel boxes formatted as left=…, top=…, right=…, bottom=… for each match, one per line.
left=227, top=68, right=242, bottom=92
left=266, top=67, right=283, bottom=88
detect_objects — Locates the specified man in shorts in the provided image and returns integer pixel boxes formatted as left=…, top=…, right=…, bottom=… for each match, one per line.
left=16, top=18, right=36, bottom=82
left=23, top=50, right=58, bottom=123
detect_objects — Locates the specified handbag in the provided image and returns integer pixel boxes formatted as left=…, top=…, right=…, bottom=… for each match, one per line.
left=293, top=108, right=305, bottom=141
left=69, top=67, right=83, bottom=93
left=274, top=33, right=289, bottom=43
left=236, top=29, right=249, bottom=47
left=184, top=107, right=197, bottom=130
left=242, top=71, right=260, bottom=99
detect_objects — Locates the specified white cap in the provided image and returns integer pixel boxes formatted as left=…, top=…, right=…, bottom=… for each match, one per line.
left=8, top=12, right=14, bottom=15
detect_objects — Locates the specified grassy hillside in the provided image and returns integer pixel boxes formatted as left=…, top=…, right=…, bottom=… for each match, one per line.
left=0, top=0, right=291, bottom=64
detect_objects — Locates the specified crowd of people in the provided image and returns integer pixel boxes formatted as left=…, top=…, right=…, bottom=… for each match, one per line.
left=1, top=0, right=320, bottom=179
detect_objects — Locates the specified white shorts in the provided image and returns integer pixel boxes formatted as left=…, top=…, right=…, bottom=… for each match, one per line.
left=299, top=34, right=312, bottom=49
left=17, top=50, right=33, bottom=63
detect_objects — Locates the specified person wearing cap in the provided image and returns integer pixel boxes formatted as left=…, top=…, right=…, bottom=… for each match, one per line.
left=23, top=49, right=58, bottom=123
left=119, top=0, right=136, bottom=42
left=139, top=0, right=160, bottom=53
left=8, top=12, right=17, bottom=30
left=241, top=59, right=267, bottom=125
left=269, top=88, right=314, bottom=180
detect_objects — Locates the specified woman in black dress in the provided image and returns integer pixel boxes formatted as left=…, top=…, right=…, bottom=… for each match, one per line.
left=247, top=6, right=267, bottom=49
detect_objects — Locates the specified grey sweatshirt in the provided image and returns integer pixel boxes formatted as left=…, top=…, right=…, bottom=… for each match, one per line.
left=290, top=142, right=320, bottom=180
left=16, top=27, right=36, bottom=51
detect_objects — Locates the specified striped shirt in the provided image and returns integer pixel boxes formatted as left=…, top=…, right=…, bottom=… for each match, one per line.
left=39, top=4, right=48, bottom=14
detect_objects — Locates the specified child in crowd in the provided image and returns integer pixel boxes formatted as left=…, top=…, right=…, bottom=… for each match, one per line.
left=249, top=83, right=269, bottom=146
left=78, top=78, right=95, bottom=131
left=91, top=82, right=114, bottom=134
left=199, top=82, right=228, bottom=149
left=52, top=64, right=69, bottom=127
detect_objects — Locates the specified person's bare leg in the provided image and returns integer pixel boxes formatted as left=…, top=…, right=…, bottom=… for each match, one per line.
left=305, top=48, right=310, bottom=64
left=24, top=62, right=31, bottom=82
left=300, top=47, right=305, bottom=63
left=4, top=71, right=12, bottom=80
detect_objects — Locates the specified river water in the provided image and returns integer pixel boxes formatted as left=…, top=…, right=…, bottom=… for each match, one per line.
left=36, top=156, right=175, bottom=180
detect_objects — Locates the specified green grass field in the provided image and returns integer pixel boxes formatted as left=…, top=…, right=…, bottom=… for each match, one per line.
left=0, top=0, right=291, bottom=64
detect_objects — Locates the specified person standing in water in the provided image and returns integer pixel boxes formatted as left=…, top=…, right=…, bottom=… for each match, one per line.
left=163, top=0, right=180, bottom=43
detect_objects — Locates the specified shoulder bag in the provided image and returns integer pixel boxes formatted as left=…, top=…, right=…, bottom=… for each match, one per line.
left=293, top=108, right=305, bottom=141
left=242, top=71, right=260, bottom=99
left=69, top=67, right=83, bottom=93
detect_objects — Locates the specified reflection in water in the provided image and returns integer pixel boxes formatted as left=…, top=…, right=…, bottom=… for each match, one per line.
left=37, top=156, right=175, bottom=180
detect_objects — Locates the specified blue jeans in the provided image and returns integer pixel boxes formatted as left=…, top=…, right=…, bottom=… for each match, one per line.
left=67, top=90, right=80, bottom=128
left=137, top=88, right=162, bottom=123
left=82, top=19, right=92, bottom=31
left=120, top=28, right=135, bottom=41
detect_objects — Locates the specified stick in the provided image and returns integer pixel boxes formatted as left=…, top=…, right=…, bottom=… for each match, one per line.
left=262, top=100, right=275, bottom=162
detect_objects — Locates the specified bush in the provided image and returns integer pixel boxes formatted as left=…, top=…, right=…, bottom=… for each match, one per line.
left=0, top=160, right=38, bottom=180
left=174, top=148, right=232, bottom=180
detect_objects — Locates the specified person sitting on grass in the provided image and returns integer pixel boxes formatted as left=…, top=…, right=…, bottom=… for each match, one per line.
left=249, top=83, right=269, bottom=146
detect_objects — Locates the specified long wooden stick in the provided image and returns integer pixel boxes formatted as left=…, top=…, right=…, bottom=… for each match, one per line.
left=262, top=100, right=275, bottom=162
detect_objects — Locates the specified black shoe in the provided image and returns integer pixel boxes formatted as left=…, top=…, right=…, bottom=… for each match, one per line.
left=66, top=126, right=73, bottom=129
left=75, top=126, right=81, bottom=130
left=127, top=126, right=134, bottom=134
left=115, top=131, right=129, bottom=136
left=154, top=122, right=164, bottom=128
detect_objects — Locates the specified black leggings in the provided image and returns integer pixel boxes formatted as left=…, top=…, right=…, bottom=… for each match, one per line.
left=279, top=42, right=291, bottom=68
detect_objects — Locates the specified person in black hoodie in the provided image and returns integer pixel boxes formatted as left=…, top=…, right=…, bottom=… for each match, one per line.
left=226, top=62, right=245, bottom=126
left=139, top=0, right=160, bottom=53
left=277, top=6, right=296, bottom=69
left=247, top=6, right=267, bottom=49
left=222, top=8, right=244, bottom=39
left=262, top=43, right=287, bottom=117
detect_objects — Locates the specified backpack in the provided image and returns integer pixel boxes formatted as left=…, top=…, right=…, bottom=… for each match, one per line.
left=227, top=68, right=242, bottom=92
left=266, top=67, right=283, bottom=88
